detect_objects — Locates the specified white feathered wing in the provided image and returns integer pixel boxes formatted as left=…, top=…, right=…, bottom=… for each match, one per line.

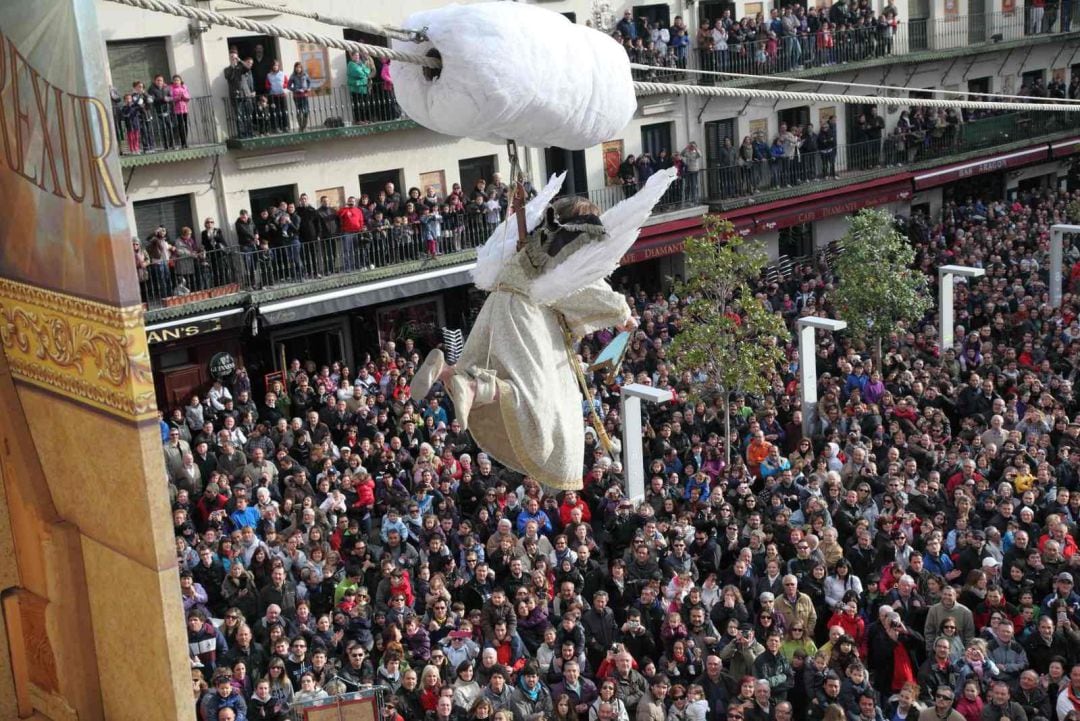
left=470, top=172, right=567, bottom=290
left=528, top=167, right=680, bottom=306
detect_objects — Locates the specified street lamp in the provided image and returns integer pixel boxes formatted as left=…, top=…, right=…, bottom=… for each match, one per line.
left=938, top=265, right=985, bottom=351
left=1049, top=224, right=1078, bottom=309
left=797, top=317, right=847, bottom=438
left=620, top=383, right=671, bottom=502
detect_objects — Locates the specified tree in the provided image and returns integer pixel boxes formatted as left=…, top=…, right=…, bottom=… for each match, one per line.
left=669, top=217, right=789, bottom=465
left=832, top=208, right=932, bottom=363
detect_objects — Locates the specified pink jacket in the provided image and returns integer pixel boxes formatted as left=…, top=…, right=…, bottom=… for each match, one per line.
left=168, top=83, right=191, bottom=114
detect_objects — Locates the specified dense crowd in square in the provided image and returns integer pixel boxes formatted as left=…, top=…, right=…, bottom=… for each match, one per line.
left=159, top=178, right=1080, bottom=721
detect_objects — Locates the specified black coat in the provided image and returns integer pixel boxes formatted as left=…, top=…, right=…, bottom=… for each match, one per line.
left=866, top=625, right=924, bottom=699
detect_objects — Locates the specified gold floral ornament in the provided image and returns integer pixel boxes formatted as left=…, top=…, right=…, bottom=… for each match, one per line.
left=0, top=279, right=156, bottom=420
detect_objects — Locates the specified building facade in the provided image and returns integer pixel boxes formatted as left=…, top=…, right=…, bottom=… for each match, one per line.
left=96, top=0, right=1080, bottom=408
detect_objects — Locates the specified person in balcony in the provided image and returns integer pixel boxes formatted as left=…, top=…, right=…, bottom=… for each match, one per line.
left=224, top=51, right=256, bottom=139
left=149, top=74, right=175, bottom=149
left=169, top=75, right=192, bottom=148
left=288, top=62, right=311, bottom=132
left=265, top=60, right=288, bottom=133
left=348, top=50, right=375, bottom=124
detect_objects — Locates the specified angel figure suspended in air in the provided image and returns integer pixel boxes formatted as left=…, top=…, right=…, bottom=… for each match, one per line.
left=409, top=168, right=678, bottom=491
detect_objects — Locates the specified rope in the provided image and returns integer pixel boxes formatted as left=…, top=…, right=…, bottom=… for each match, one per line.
left=631, top=80, right=1080, bottom=112
left=105, top=0, right=1080, bottom=113
left=226, top=0, right=424, bottom=42
left=628, top=62, right=1080, bottom=105
left=557, top=315, right=615, bottom=455
left=103, top=0, right=439, bottom=68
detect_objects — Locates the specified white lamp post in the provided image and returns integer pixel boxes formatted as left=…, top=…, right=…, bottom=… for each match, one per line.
left=620, top=383, right=671, bottom=502
left=1049, top=224, right=1077, bottom=309
left=938, top=265, right=985, bottom=351
left=797, top=317, right=847, bottom=438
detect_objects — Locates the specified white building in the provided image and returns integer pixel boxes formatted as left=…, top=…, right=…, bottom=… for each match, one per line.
left=95, top=0, right=1080, bottom=405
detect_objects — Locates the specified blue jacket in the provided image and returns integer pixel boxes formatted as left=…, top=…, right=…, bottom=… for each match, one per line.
left=516, top=509, right=553, bottom=536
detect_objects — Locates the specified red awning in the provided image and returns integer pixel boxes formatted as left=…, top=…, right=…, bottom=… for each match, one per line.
left=622, top=214, right=705, bottom=265
left=1052, top=137, right=1080, bottom=158
left=913, top=146, right=1049, bottom=190
left=751, top=181, right=913, bottom=232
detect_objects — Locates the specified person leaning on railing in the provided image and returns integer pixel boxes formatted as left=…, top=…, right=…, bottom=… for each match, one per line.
left=224, top=52, right=256, bottom=139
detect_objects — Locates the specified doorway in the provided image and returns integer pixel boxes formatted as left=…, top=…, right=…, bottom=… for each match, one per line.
left=969, top=0, right=987, bottom=42
left=907, top=0, right=931, bottom=50
left=1021, top=68, right=1046, bottom=92
left=271, top=318, right=352, bottom=373
left=358, top=169, right=405, bottom=203
left=704, top=119, right=737, bottom=167
left=457, top=155, right=498, bottom=198
left=544, top=148, right=588, bottom=196
left=226, top=35, right=277, bottom=94
left=778, top=223, right=814, bottom=259
left=968, top=77, right=992, bottom=97
left=778, top=106, right=810, bottom=133
left=698, top=0, right=736, bottom=26
left=641, top=121, right=675, bottom=158
left=248, top=185, right=297, bottom=216
left=634, top=3, right=671, bottom=27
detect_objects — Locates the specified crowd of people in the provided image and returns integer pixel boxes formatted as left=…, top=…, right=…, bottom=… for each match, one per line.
left=111, top=74, right=196, bottom=154
left=223, top=44, right=397, bottom=139
left=166, top=181, right=1080, bottom=721
left=133, top=175, right=522, bottom=303
left=708, top=99, right=1072, bottom=200
left=615, top=1, right=1079, bottom=82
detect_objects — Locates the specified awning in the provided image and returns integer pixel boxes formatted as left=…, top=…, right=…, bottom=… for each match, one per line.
left=913, top=146, right=1049, bottom=190
left=753, top=181, right=913, bottom=232
left=258, top=262, right=476, bottom=326
left=621, top=214, right=706, bottom=265
left=146, top=308, right=244, bottom=345
left=1052, top=137, right=1080, bottom=158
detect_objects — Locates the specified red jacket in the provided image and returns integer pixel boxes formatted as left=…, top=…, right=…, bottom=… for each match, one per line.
left=338, top=206, right=365, bottom=233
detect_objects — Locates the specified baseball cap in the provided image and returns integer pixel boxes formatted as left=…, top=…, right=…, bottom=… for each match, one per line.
left=1057, top=572, right=1074, bottom=583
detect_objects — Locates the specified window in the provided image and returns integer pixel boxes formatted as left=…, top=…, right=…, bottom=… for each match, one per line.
left=641, top=121, right=674, bottom=158
left=133, top=195, right=194, bottom=241
left=107, top=38, right=169, bottom=94
left=359, top=169, right=404, bottom=203
left=779, top=106, right=810, bottom=134
left=247, top=185, right=297, bottom=215
left=457, top=156, right=498, bottom=198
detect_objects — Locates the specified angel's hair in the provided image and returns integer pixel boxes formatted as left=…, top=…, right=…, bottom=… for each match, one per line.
left=551, top=196, right=602, bottom=221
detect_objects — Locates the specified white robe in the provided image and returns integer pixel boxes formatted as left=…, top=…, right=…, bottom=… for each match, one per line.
left=455, top=237, right=629, bottom=491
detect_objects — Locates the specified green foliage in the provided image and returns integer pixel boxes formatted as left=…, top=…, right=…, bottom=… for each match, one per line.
left=1068, top=198, right=1080, bottom=224
left=669, top=216, right=789, bottom=402
left=832, top=208, right=932, bottom=352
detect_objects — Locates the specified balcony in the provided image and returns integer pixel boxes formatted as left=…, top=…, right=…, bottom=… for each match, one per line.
left=635, top=12, right=1076, bottom=86
left=140, top=172, right=708, bottom=321
left=570, top=170, right=707, bottom=216
left=114, top=96, right=226, bottom=167
left=705, top=111, right=1072, bottom=209
left=222, top=84, right=417, bottom=150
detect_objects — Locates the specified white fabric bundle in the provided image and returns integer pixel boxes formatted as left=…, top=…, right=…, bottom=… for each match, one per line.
left=390, top=3, right=636, bottom=150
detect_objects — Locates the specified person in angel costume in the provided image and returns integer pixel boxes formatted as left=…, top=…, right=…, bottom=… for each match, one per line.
left=409, top=168, right=677, bottom=491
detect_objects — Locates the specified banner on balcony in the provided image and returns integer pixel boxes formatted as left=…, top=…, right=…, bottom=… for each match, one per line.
left=1002, top=0, right=1016, bottom=13
left=603, top=139, right=624, bottom=187
left=944, top=0, right=959, bottom=18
